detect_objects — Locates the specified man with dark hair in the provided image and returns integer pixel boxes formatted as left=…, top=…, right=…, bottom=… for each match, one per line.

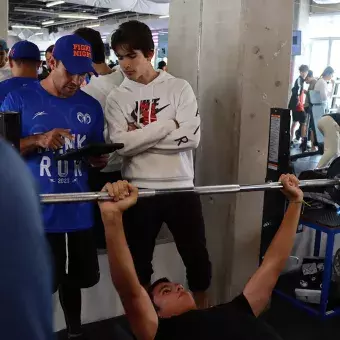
left=78, top=27, right=125, bottom=109
left=157, top=60, right=167, bottom=71
left=106, top=20, right=211, bottom=308
left=1, top=34, right=108, bottom=340
left=99, top=175, right=303, bottom=340
left=0, top=40, right=40, bottom=105
left=0, top=39, right=11, bottom=81
left=289, top=64, right=309, bottom=148
left=38, top=44, right=55, bottom=80
left=45, top=44, right=54, bottom=71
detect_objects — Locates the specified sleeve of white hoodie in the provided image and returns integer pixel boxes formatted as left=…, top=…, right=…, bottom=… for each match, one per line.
left=105, top=91, right=177, bottom=157
left=150, top=80, right=200, bottom=154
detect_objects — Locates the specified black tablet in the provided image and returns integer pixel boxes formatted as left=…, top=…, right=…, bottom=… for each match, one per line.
left=55, top=143, right=124, bottom=161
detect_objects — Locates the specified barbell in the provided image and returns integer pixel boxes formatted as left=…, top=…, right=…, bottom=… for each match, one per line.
left=40, top=178, right=340, bottom=204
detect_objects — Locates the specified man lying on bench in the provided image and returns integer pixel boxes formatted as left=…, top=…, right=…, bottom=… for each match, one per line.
left=99, top=174, right=302, bottom=340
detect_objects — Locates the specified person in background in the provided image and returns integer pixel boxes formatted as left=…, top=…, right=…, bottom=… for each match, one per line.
left=38, top=44, right=55, bottom=81
left=317, top=113, right=340, bottom=168
left=304, top=70, right=318, bottom=151
left=1, top=34, right=107, bottom=340
left=0, top=140, right=53, bottom=340
left=289, top=64, right=309, bottom=147
left=106, top=20, right=212, bottom=308
left=0, top=41, right=40, bottom=105
left=0, top=39, right=11, bottom=81
left=77, top=27, right=125, bottom=109
left=158, top=60, right=167, bottom=71
left=45, top=44, right=54, bottom=71
left=99, top=174, right=302, bottom=340
left=315, top=66, right=335, bottom=114
left=78, top=27, right=125, bottom=249
left=74, top=27, right=112, bottom=76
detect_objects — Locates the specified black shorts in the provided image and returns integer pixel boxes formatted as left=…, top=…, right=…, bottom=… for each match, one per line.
left=123, top=192, right=212, bottom=292
left=292, top=110, right=306, bottom=124
left=46, top=228, right=100, bottom=293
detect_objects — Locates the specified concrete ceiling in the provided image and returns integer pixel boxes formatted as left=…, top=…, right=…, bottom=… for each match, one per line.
left=8, top=0, right=168, bottom=32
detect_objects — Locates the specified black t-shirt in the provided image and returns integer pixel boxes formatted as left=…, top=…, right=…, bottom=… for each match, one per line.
left=329, top=113, right=340, bottom=126
left=156, top=295, right=282, bottom=340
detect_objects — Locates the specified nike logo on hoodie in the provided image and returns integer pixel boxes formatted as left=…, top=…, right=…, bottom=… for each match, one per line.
left=130, top=100, right=170, bottom=125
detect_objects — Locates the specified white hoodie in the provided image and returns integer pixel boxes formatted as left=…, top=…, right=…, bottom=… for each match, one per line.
left=105, top=70, right=200, bottom=189
left=82, top=67, right=125, bottom=172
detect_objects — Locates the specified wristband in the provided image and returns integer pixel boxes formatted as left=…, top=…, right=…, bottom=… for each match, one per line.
left=289, top=200, right=310, bottom=207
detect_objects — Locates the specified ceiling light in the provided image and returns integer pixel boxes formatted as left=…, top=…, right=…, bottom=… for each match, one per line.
left=12, top=25, right=41, bottom=30
left=46, top=1, right=65, bottom=7
left=159, top=15, right=169, bottom=19
left=108, top=8, right=121, bottom=13
left=35, top=32, right=44, bottom=35
left=58, top=14, right=98, bottom=19
left=86, top=24, right=100, bottom=28
left=42, top=20, right=54, bottom=25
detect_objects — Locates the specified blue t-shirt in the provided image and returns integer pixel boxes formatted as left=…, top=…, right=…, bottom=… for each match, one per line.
left=1, top=81, right=105, bottom=233
left=0, top=77, right=38, bottom=105
left=0, top=140, right=53, bottom=340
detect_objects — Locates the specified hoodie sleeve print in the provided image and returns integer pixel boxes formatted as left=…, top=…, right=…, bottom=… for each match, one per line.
left=150, top=81, right=200, bottom=154
left=105, top=92, right=177, bottom=157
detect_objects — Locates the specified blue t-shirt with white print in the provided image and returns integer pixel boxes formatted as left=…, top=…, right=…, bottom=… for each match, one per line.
left=1, top=81, right=104, bottom=233
left=0, top=77, right=38, bottom=105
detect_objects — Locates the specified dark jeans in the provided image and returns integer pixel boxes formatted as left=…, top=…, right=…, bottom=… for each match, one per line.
left=123, top=192, right=212, bottom=292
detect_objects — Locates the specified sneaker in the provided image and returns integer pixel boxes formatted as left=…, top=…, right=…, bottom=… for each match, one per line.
left=300, top=137, right=307, bottom=152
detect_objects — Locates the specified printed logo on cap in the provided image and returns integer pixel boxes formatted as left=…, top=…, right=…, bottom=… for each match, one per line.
left=73, top=44, right=92, bottom=58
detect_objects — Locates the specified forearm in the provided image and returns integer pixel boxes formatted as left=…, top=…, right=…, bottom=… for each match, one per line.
left=102, top=212, right=142, bottom=298
left=20, top=135, right=41, bottom=156
left=114, top=120, right=176, bottom=157
left=243, top=201, right=302, bottom=316
left=262, top=202, right=302, bottom=274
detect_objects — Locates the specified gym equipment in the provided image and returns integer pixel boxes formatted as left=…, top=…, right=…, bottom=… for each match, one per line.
left=40, top=178, right=340, bottom=204
left=297, top=156, right=340, bottom=203
left=261, top=108, right=291, bottom=258
left=0, top=111, right=20, bottom=150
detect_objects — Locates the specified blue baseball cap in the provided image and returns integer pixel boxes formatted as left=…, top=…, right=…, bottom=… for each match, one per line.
left=9, top=41, right=41, bottom=61
left=53, top=34, right=97, bottom=76
left=0, top=39, right=9, bottom=52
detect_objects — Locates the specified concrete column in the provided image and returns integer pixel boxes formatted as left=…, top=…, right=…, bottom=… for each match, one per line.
left=169, top=0, right=294, bottom=304
left=0, top=0, right=8, bottom=41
